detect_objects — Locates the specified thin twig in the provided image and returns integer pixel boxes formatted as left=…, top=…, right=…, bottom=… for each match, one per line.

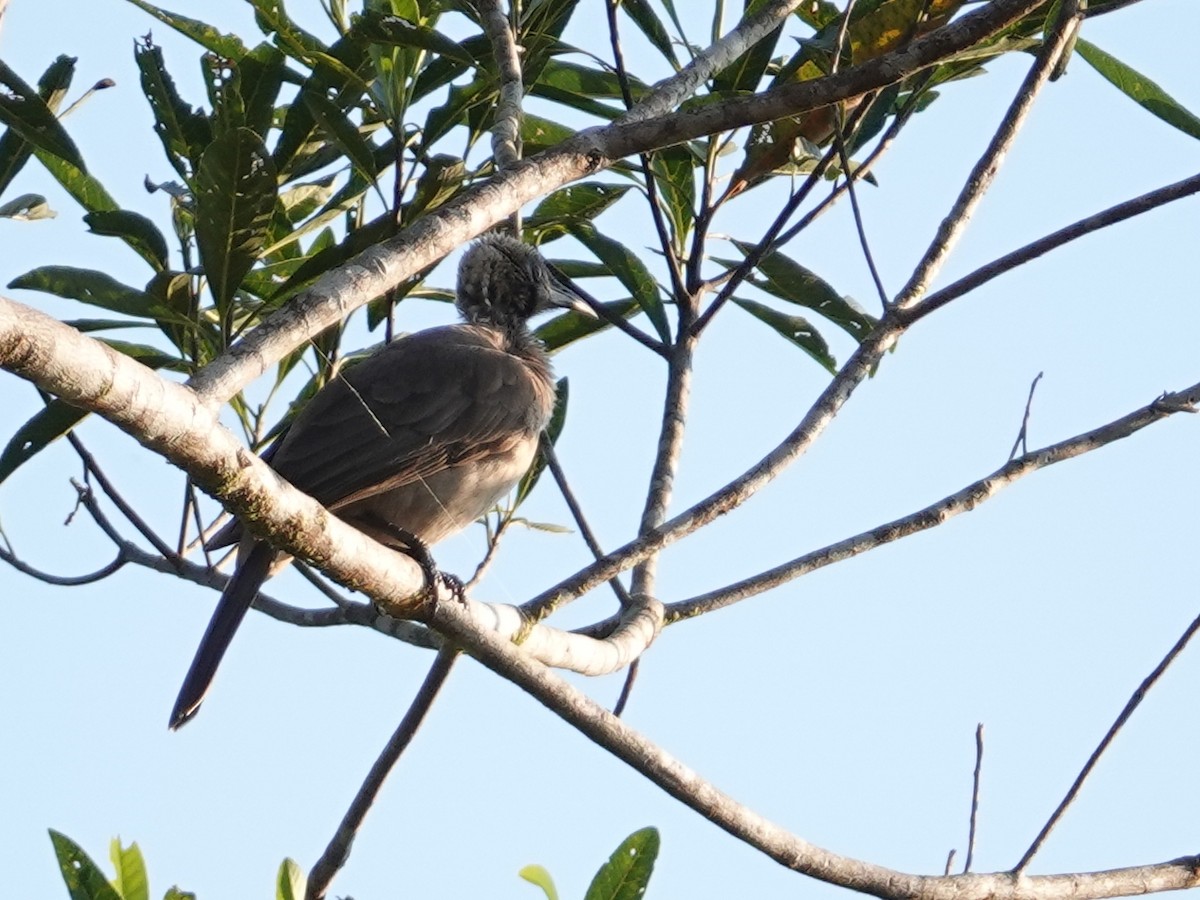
left=1008, top=372, right=1043, bottom=462
left=893, top=0, right=1085, bottom=309
left=306, top=646, right=458, bottom=900
left=65, top=431, right=180, bottom=562
left=0, top=536, right=125, bottom=586
left=662, top=379, right=1200, bottom=622
left=541, top=439, right=634, bottom=609
left=773, top=71, right=934, bottom=249
left=908, top=172, right=1200, bottom=322
left=1013, top=607, right=1200, bottom=873
left=944, top=849, right=957, bottom=877
left=964, top=723, right=984, bottom=873
left=612, top=659, right=639, bottom=717
left=834, top=110, right=890, bottom=308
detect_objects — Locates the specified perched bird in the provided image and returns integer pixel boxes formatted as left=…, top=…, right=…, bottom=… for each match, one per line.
left=169, top=234, right=592, bottom=729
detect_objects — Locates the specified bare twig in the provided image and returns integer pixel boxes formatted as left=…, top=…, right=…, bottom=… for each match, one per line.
left=0, top=538, right=124, bottom=585
left=543, top=265, right=669, bottom=356
left=965, top=723, right=984, bottom=873
left=1008, top=373, right=1043, bottom=462
left=612, top=659, right=639, bottom=717
left=945, top=850, right=957, bottom=877
left=893, top=0, right=1085, bottom=309
left=908, top=172, right=1200, bottom=322
left=66, top=431, right=180, bottom=563
left=306, top=646, right=458, bottom=900
left=664, top=379, right=1200, bottom=621
left=541, top=439, right=634, bottom=609
left=833, top=108, right=890, bottom=308
left=1013, top=608, right=1200, bottom=873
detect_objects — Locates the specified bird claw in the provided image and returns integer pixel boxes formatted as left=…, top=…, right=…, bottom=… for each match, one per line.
left=378, top=524, right=464, bottom=606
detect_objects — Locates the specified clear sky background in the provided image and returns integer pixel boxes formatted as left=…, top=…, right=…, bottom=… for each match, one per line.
left=1, top=1, right=1198, bottom=898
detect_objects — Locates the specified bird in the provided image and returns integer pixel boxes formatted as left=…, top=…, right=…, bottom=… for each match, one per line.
left=169, top=233, right=593, bottom=729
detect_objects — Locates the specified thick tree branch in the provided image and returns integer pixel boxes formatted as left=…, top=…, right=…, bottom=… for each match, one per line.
left=0, top=296, right=663, bottom=675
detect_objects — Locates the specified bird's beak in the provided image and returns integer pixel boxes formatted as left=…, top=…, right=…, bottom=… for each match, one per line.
left=547, top=279, right=598, bottom=318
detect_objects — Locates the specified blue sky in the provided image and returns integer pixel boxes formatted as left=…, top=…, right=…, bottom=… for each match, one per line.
left=1, top=1, right=1198, bottom=898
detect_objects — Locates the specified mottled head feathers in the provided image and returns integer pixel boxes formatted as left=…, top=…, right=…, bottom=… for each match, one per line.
left=456, top=234, right=592, bottom=329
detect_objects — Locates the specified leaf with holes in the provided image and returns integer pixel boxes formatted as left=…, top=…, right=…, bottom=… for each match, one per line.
left=584, top=827, right=660, bottom=900
left=48, top=830, right=123, bottom=900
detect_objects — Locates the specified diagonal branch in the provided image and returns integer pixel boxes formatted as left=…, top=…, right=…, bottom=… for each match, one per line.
left=893, top=0, right=1085, bottom=308
left=429, top=595, right=1200, bottom=900
left=664, top=380, right=1200, bottom=621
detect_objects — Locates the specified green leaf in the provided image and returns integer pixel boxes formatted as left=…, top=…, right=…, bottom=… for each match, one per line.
left=9, top=266, right=158, bottom=318
left=194, top=127, right=278, bottom=317
left=239, top=42, right=287, bottom=139
left=35, top=152, right=118, bottom=214
left=353, top=10, right=474, bottom=63
left=569, top=223, right=670, bottom=343
left=276, top=858, right=306, bottom=900
left=733, top=298, right=835, bottom=373
left=584, top=827, right=660, bottom=900
left=123, top=0, right=249, bottom=57
left=271, top=35, right=370, bottom=177
left=48, top=830, right=123, bottom=900
left=0, top=193, right=55, bottom=220
left=84, top=210, right=170, bottom=271
left=134, top=37, right=212, bottom=179
left=1076, top=38, right=1200, bottom=141
left=526, top=182, right=631, bottom=239
left=516, top=378, right=568, bottom=505
left=0, top=400, right=88, bottom=485
left=109, top=839, right=149, bottom=900
left=535, top=298, right=639, bottom=351
left=518, top=864, right=560, bottom=900
left=407, top=153, right=466, bottom=218
left=0, top=59, right=86, bottom=169
left=730, top=241, right=875, bottom=340
left=301, top=86, right=381, bottom=189
left=0, top=55, right=75, bottom=196
left=648, top=146, right=696, bottom=249
left=618, top=0, right=679, bottom=68
left=163, top=889, right=196, bottom=900
left=420, top=77, right=495, bottom=151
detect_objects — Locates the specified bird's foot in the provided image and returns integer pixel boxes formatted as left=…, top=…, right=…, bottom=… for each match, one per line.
left=437, top=571, right=468, bottom=606
left=388, top=527, right=464, bottom=605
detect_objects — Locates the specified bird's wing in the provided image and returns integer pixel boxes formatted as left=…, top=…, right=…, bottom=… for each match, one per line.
left=266, top=325, right=553, bottom=509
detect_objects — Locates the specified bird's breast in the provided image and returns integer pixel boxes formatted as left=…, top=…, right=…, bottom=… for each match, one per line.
left=339, top=436, right=540, bottom=546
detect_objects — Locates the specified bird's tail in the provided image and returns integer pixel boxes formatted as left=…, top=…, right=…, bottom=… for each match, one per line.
left=169, top=541, right=275, bottom=730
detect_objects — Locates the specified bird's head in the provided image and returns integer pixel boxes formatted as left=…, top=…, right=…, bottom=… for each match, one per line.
left=456, top=233, right=594, bottom=329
